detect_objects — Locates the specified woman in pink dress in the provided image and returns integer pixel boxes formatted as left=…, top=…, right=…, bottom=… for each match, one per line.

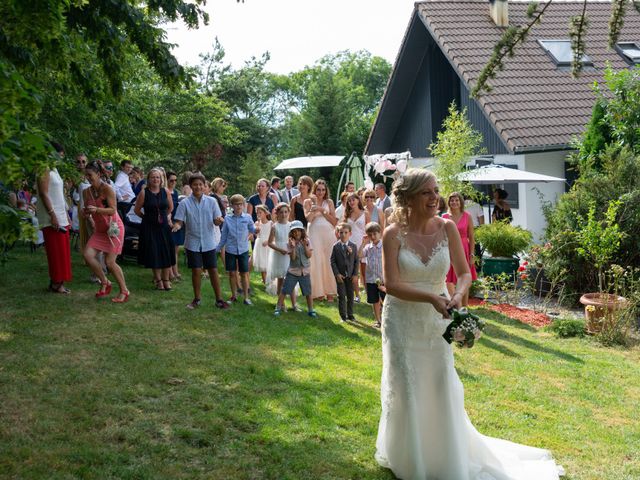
left=304, top=179, right=337, bottom=301
left=442, top=192, right=477, bottom=306
left=82, top=161, right=129, bottom=303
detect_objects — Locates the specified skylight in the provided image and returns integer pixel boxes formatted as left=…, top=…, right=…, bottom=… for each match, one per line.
left=538, top=40, right=593, bottom=67
left=616, top=42, right=640, bottom=65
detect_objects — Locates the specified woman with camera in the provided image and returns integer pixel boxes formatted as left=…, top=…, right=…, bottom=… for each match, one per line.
left=82, top=161, right=129, bottom=303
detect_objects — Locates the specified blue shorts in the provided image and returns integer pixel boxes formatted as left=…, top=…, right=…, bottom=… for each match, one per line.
left=225, top=251, right=249, bottom=273
left=282, top=272, right=311, bottom=297
left=282, top=272, right=312, bottom=296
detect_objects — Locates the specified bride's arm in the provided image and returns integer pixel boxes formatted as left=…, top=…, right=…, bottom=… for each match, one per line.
left=382, top=224, right=451, bottom=318
left=445, top=220, right=472, bottom=310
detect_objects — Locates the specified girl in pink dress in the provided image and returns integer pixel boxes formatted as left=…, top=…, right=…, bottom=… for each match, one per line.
left=442, top=192, right=477, bottom=307
left=83, top=161, right=129, bottom=303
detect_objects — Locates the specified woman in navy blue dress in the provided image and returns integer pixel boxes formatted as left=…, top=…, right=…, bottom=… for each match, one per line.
left=134, top=168, right=175, bottom=290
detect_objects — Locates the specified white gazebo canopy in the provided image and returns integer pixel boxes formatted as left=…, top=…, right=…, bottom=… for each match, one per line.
left=273, top=155, right=345, bottom=171
left=458, top=164, right=566, bottom=184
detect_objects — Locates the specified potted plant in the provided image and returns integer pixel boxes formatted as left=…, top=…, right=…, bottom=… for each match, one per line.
left=475, top=221, right=532, bottom=277
left=576, top=201, right=627, bottom=333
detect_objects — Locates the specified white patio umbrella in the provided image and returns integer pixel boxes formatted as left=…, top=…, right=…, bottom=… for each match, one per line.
left=457, top=164, right=566, bottom=184
left=273, top=155, right=344, bottom=170
left=457, top=164, right=566, bottom=222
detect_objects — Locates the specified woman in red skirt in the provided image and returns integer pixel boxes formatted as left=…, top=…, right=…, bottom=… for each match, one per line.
left=82, top=161, right=129, bottom=303
left=36, top=157, right=73, bottom=294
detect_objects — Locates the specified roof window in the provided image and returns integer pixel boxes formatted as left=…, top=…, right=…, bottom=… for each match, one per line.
left=538, top=40, right=593, bottom=67
left=615, top=42, right=640, bottom=65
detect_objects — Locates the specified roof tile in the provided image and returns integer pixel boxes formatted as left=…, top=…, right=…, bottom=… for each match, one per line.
left=416, top=0, right=640, bottom=150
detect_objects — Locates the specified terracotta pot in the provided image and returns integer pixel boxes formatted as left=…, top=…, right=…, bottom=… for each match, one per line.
left=579, top=293, right=627, bottom=334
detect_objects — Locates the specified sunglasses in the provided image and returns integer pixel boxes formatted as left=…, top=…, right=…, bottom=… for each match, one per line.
left=365, top=195, right=375, bottom=199
left=168, top=178, right=177, bottom=182
left=104, top=165, right=113, bottom=170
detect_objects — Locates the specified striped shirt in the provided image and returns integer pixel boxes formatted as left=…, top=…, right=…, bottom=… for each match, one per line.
left=362, top=240, right=383, bottom=284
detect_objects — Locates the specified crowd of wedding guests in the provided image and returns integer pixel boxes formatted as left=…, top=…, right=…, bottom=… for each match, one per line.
left=10, top=141, right=489, bottom=325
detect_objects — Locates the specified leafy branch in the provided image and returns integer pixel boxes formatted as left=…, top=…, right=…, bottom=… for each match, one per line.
left=472, top=0, right=552, bottom=98
left=608, top=0, right=627, bottom=48
left=569, top=0, right=589, bottom=77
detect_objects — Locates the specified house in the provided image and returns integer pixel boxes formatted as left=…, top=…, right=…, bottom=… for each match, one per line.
left=365, top=0, right=640, bottom=240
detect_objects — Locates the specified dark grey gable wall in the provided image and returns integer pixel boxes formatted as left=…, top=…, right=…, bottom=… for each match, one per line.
left=460, top=83, right=509, bottom=155
left=389, top=33, right=461, bottom=156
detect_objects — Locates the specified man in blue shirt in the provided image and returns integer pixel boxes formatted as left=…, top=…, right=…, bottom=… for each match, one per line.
left=216, top=194, right=256, bottom=305
left=172, top=173, right=228, bottom=310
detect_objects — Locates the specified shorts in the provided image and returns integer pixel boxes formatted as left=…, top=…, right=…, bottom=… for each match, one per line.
left=282, top=272, right=312, bottom=296
left=366, top=282, right=386, bottom=304
left=225, top=250, right=250, bottom=273
left=186, top=249, right=217, bottom=270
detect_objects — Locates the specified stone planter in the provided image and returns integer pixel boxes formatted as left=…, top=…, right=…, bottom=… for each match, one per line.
left=579, top=293, right=627, bottom=334
left=482, top=256, right=519, bottom=278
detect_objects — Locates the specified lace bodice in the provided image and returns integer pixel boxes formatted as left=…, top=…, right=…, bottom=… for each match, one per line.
left=397, top=229, right=450, bottom=288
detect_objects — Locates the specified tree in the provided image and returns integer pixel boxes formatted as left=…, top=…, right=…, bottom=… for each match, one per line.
left=429, top=103, right=485, bottom=198
left=0, top=0, right=209, bottom=256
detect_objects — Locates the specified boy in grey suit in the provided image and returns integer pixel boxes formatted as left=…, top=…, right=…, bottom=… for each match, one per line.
left=330, top=222, right=360, bottom=322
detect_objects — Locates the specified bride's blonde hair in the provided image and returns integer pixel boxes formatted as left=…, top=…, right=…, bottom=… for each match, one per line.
left=390, top=168, right=437, bottom=227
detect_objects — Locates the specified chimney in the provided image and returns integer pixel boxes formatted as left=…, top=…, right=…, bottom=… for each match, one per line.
left=489, top=0, right=509, bottom=27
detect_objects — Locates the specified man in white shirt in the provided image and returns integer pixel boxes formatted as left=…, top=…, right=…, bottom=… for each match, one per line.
left=464, top=198, right=485, bottom=227
left=114, top=160, right=135, bottom=202
left=280, top=175, right=299, bottom=203
left=375, top=183, right=391, bottom=211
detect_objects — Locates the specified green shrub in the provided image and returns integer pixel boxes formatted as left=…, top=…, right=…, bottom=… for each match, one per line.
left=547, top=318, right=585, bottom=338
left=475, top=222, right=532, bottom=258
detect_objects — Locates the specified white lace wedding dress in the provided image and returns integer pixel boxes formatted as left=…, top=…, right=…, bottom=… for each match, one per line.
left=375, top=227, right=563, bottom=480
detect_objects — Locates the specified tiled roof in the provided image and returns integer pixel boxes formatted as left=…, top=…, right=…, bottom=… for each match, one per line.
left=416, top=0, right=640, bottom=152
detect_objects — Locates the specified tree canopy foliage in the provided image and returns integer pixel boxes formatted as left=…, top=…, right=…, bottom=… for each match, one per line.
left=0, top=3, right=391, bottom=255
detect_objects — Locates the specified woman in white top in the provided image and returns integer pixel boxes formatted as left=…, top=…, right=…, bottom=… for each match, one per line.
left=36, top=164, right=72, bottom=294
left=343, top=192, right=370, bottom=302
left=305, top=179, right=337, bottom=301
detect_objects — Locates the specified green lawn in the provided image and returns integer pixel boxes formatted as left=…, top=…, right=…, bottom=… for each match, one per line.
left=1, top=244, right=639, bottom=479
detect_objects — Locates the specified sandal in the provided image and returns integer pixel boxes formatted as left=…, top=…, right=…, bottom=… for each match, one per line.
left=112, top=291, right=130, bottom=303
left=162, top=280, right=172, bottom=291
left=154, top=279, right=165, bottom=291
left=48, top=282, right=71, bottom=294
left=95, top=281, right=112, bottom=298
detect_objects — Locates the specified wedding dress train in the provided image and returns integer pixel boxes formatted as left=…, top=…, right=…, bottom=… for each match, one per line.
left=375, top=227, right=563, bottom=480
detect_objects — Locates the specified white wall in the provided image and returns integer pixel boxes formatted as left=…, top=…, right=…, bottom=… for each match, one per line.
left=522, top=151, right=568, bottom=242
left=480, top=153, right=568, bottom=242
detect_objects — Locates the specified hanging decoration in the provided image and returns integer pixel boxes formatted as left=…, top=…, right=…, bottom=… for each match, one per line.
left=363, top=151, right=412, bottom=186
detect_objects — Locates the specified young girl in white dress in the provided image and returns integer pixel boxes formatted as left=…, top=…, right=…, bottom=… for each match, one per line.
left=252, top=205, right=272, bottom=284
left=267, top=203, right=292, bottom=300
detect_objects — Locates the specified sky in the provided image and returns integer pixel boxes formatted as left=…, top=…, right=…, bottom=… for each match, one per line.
left=165, top=0, right=418, bottom=74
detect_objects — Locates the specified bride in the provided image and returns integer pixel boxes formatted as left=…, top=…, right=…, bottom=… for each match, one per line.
left=376, top=169, right=563, bottom=480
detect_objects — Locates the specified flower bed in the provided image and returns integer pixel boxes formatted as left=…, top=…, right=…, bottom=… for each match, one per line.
left=468, top=298, right=552, bottom=328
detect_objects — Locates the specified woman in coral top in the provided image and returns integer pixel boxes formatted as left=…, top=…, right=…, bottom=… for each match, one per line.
left=442, top=192, right=477, bottom=306
left=82, top=161, right=129, bottom=303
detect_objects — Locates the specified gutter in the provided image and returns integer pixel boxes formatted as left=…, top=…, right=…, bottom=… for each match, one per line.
left=513, top=143, right=574, bottom=154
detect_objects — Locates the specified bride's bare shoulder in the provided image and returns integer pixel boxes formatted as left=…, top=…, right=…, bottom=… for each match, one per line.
left=383, top=222, right=402, bottom=243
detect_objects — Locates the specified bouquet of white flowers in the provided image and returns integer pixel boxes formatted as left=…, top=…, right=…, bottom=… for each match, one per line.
left=442, top=308, right=485, bottom=348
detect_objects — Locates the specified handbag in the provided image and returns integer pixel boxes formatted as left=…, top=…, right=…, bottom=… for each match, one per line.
left=107, top=216, right=120, bottom=238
